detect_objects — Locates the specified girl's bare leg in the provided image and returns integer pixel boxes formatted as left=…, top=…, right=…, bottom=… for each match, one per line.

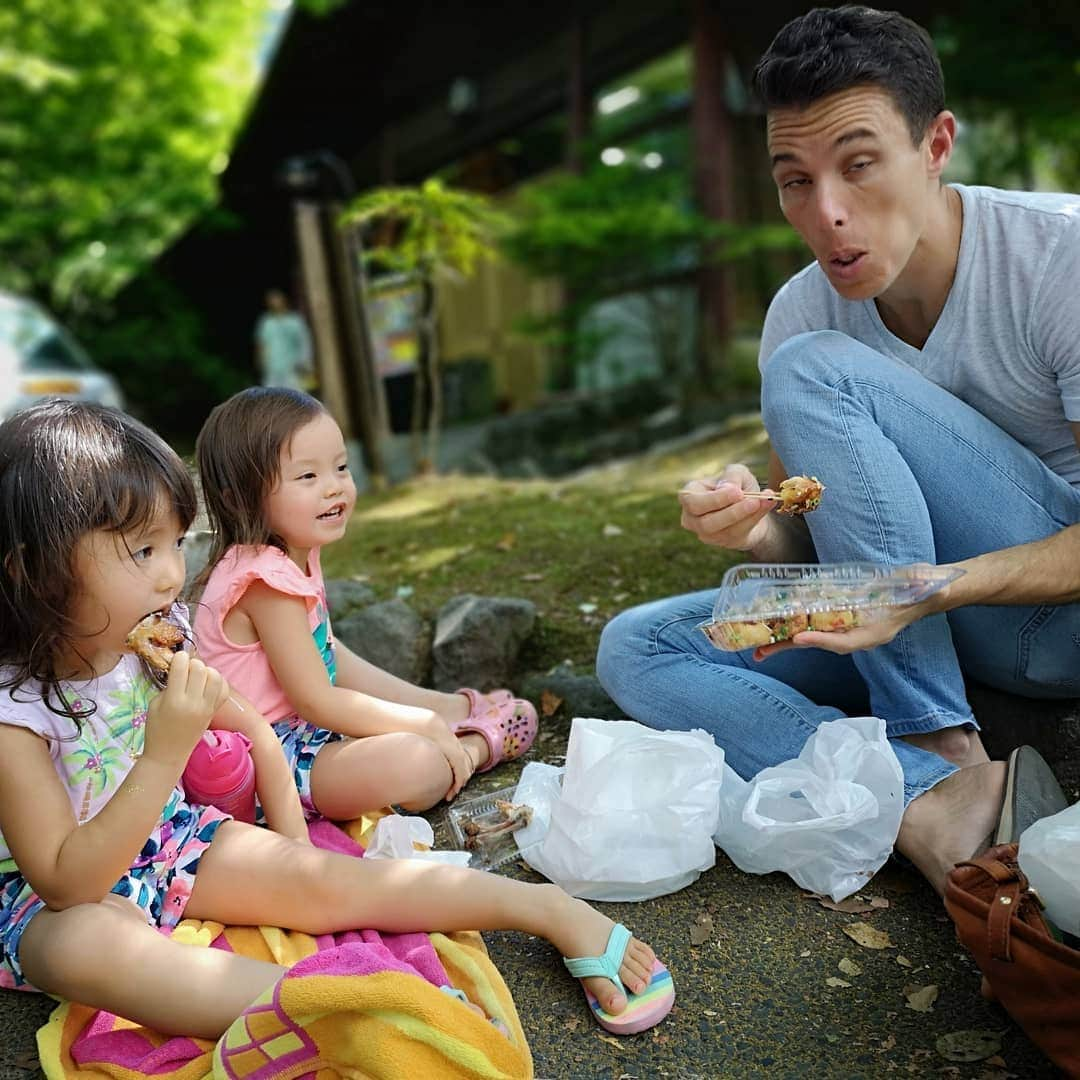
left=310, top=731, right=490, bottom=816
left=18, top=896, right=285, bottom=1039
left=186, top=822, right=656, bottom=1017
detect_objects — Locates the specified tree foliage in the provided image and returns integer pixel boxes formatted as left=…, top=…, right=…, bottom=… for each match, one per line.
left=341, top=178, right=506, bottom=469
left=934, top=0, right=1080, bottom=187
left=0, top=0, right=266, bottom=308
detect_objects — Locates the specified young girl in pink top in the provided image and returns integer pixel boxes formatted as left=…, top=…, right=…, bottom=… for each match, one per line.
left=194, top=387, right=538, bottom=819
left=0, top=400, right=673, bottom=1040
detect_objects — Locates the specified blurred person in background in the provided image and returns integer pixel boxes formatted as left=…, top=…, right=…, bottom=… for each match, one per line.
left=255, top=289, right=314, bottom=392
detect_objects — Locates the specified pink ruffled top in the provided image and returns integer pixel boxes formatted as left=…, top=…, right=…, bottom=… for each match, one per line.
left=195, top=545, right=336, bottom=722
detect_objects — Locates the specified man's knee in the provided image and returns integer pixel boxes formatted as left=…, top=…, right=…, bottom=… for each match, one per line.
left=597, top=606, right=648, bottom=694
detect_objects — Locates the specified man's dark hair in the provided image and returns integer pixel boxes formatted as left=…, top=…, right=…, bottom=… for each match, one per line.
left=752, top=6, right=945, bottom=145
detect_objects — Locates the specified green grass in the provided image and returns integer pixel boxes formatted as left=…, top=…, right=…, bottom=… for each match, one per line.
left=322, top=413, right=770, bottom=674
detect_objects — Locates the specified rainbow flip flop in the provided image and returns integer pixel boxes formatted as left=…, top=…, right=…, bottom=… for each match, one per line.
left=563, top=923, right=675, bottom=1035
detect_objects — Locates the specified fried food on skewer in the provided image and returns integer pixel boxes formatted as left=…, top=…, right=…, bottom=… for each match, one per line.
left=774, top=475, right=825, bottom=515
left=125, top=614, right=187, bottom=673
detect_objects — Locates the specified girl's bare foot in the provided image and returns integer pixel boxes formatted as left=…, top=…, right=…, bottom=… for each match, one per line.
left=546, top=895, right=655, bottom=1015
left=896, top=760, right=1006, bottom=894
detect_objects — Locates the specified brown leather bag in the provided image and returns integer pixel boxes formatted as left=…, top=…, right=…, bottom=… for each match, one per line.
left=944, top=843, right=1080, bottom=1077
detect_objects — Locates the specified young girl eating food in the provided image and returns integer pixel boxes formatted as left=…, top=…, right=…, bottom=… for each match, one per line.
left=193, top=386, right=537, bottom=818
left=0, top=399, right=673, bottom=1039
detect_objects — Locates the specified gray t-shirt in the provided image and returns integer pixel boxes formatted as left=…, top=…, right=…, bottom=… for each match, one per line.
left=759, top=184, right=1080, bottom=485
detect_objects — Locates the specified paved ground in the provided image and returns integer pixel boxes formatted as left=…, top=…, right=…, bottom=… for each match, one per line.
left=0, top=731, right=1062, bottom=1079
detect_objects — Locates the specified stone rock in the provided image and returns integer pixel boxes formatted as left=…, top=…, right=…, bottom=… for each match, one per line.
left=967, top=680, right=1080, bottom=796
left=335, top=599, right=431, bottom=686
left=325, top=578, right=378, bottom=619
left=521, top=662, right=629, bottom=722
left=431, top=595, right=536, bottom=692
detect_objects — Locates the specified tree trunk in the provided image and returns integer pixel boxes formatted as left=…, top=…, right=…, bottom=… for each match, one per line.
left=409, top=280, right=430, bottom=473
left=425, top=279, right=443, bottom=472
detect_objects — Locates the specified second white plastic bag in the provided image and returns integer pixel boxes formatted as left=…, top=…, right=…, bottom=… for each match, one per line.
left=1019, top=800, right=1080, bottom=936
left=513, top=717, right=725, bottom=901
left=713, top=716, right=904, bottom=901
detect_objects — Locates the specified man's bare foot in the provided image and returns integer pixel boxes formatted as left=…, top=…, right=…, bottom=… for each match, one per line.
left=896, top=761, right=1006, bottom=894
left=901, top=726, right=990, bottom=768
left=547, top=895, right=655, bottom=1015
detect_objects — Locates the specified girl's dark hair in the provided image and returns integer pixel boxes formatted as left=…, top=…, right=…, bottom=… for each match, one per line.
left=752, top=6, right=945, bottom=145
left=0, top=400, right=196, bottom=723
left=195, top=387, right=327, bottom=582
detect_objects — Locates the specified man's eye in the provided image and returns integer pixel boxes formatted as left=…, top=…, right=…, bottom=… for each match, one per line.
left=782, top=177, right=809, bottom=189
left=848, top=160, right=871, bottom=174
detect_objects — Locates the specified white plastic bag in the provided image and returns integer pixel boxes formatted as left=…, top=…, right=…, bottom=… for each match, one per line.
left=514, top=717, right=725, bottom=901
left=365, top=814, right=472, bottom=866
left=713, top=716, right=904, bottom=901
left=1019, top=801, right=1080, bottom=936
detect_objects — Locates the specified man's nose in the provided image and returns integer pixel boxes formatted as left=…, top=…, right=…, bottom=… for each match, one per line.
left=813, top=179, right=848, bottom=230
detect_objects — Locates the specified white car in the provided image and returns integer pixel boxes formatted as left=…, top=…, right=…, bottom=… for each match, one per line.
left=0, top=291, right=124, bottom=419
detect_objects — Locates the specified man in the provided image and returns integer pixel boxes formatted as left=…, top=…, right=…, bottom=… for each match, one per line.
left=598, top=5, right=1080, bottom=893
left=255, top=289, right=314, bottom=391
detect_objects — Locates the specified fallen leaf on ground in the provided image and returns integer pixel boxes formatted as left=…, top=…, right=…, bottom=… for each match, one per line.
left=540, top=690, right=563, bottom=717
left=563, top=1016, right=581, bottom=1032
left=597, top=1033, right=628, bottom=1051
left=495, top=532, right=516, bottom=551
left=879, top=1034, right=896, bottom=1052
left=521, top=572, right=545, bottom=582
left=826, top=977, right=851, bottom=988
left=578, top=602, right=598, bottom=614
left=838, top=957, right=862, bottom=977
left=803, top=891, right=879, bottom=914
left=799, top=949, right=812, bottom=958
left=903, top=984, right=939, bottom=1012
left=690, top=913, right=714, bottom=946
left=935, top=1030, right=1003, bottom=1063
left=843, top=923, right=894, bottom=949
left=869, top=896, right=890, bottom=909
left=983, top=1057, right=1007, bottom=1069
left=895, top=955, right=913, bottom=967
left=602, top=523, right=624, bottom=537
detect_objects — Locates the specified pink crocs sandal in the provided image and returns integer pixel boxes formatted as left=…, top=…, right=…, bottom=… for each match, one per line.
left=453, top=688, right=538, bottom=772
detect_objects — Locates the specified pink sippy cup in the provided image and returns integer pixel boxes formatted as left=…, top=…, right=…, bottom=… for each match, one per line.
left=181, top=730, right=257, bottom=823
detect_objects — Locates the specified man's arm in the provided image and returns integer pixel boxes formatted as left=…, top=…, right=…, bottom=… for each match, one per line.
left=755, top=426, right=1080, bottom=659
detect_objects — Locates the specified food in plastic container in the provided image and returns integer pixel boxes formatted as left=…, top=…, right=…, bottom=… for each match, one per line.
left=700, top=562, right=964, bottom=651
left=444, top=785, right=541, bottom=871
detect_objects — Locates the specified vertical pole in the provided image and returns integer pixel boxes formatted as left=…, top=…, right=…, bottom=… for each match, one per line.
left=566, top=15, right=590, bottom=173
left=691, top=0, right=736, bottom=389
left=326, top=201, right=388, bottom=488
left=293, top=200, right=353, bottom=437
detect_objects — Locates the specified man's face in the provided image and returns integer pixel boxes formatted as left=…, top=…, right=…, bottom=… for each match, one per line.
left=767, top=86, right=936, bottom=302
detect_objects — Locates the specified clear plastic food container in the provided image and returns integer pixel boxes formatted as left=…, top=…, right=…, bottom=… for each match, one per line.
left=444, top=785, right=541, bottom=872
left=700, top=562, right=964, bottom=652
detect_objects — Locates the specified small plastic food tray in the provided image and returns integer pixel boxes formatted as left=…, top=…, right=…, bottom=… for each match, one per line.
left=700, top=561, right=964, bottom=652
left=444, top=784, right=540, bottom=872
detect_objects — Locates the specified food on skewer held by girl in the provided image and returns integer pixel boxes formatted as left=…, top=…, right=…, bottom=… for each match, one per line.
left=125, top=613, right=245, bottom=710
left=125, top=613, right=187, bottom=672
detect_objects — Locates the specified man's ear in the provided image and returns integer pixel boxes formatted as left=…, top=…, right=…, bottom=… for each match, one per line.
left=925, top=110, right=957, bottom=180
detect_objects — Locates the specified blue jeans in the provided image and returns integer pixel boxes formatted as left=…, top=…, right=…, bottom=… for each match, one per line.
left=598, top=331, right=1080, bottom=804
